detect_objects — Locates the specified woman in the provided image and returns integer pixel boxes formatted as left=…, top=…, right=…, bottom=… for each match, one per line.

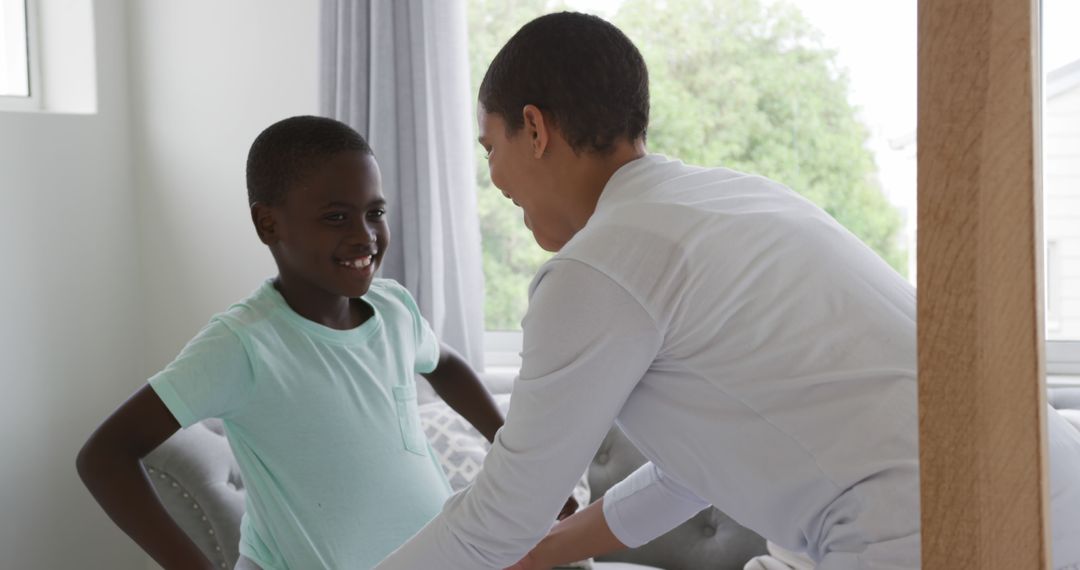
left=376, top=11, right=1080, bottom=570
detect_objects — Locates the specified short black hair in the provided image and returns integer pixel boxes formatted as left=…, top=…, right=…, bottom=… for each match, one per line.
left=246, top=115, right=373, bottom=206
left=479, top=12, right=649, bottom=154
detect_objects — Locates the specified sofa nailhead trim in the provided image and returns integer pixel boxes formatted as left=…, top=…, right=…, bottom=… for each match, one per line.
left=145, top=465, right=230, bottom=569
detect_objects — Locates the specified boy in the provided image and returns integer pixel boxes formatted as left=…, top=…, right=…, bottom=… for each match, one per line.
left=76, top=116, right=571, bottom=570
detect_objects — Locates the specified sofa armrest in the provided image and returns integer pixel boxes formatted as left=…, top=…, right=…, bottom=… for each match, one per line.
left=142, top=420, right=244, bottom=569
left=1049, top=387, right=1080, bottom=433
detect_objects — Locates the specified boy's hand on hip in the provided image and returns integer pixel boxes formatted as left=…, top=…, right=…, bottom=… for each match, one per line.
left=557, top=496, right=579, bottom=521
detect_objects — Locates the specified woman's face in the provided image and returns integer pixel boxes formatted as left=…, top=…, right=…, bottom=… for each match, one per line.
left=477, top=105, right=572, bottom=252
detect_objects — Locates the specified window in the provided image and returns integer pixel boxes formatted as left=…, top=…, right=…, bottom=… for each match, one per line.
left=468, top=1, right=557, bottom=334
left=1042, top=0, right=1080, bottom=376
left=0, top=0, right=28, bottom=96
left=0, top=0, right=38, bottom=110
left=468, top=0, right=916, bottom=365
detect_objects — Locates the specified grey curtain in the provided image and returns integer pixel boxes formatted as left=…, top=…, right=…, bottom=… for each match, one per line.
left=319, top=0, right=485, bottom=372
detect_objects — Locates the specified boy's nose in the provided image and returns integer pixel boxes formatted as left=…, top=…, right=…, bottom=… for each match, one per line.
left=345, top=228, right=378, bottom=249
left=349, top=221, right=377, bottom=238
left=352, top=234, right=378, bottom=248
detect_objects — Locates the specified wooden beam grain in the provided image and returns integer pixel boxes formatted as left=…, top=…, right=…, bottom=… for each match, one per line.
left=917, top=0, right=1050, bottom=567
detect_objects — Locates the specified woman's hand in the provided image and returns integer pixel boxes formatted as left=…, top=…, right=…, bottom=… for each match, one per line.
left=504, top=495, right=577, bottom=569
left=505, top=550, right=550, bottom=570
left=510, top=498, right=627, bottom=569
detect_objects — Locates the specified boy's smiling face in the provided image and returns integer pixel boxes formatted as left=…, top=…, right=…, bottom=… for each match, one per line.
left=254, top=151, right=389, bottom=300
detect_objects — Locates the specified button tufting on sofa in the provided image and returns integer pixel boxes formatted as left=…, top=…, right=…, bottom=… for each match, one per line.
left=142, top=421, right=243, bottom=569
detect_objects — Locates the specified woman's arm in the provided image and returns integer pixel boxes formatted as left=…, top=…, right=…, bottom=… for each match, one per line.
left=508, top=498, right=627, bottom=570
left=76, top=384, right=216, bottom=570
left=375, top=260, right=663, bottom=569
left=513, top=462, right=712, bottom=569
left=422, top=344, right=578, bottom=519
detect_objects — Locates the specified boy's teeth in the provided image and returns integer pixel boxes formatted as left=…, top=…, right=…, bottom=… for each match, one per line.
left=340, top=256, right=373, bottom=269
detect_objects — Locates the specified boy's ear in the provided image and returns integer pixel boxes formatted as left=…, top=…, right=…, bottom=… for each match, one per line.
left=251, top=202, right=280, bottom=246
left=522, top=104, right=550, bottom=159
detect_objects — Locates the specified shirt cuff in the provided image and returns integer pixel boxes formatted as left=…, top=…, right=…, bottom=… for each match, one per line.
left=602, top=462, right=711, bottom=548
left=148, top=374, right=199, bottom=428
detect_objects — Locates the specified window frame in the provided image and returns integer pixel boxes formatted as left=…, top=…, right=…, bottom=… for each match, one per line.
left=484, top=330, right=523, bottom=370
left=1047, top=340, right=1080, bottom=377
left=0, top=0, right=41, bottom=112
left=486, top=333, right=1080, bottom=376
left=1043, top=239, right=1078, bottom=380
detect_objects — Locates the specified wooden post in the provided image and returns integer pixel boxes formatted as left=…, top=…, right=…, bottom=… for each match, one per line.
left=917, top=0, right=1050, bottom=568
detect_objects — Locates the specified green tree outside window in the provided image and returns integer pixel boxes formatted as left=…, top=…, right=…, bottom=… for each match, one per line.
left=468, top=0, right=907, bottom=331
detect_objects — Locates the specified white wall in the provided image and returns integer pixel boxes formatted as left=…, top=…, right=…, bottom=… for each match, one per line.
left=127, top=1, right=319, bottom=379
left=0, top=1, right=319, bottom=568
left=0, top=1, right=145, bottom=568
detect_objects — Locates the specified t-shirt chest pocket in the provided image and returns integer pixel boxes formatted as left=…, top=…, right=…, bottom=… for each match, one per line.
left=392, top=384, right=427, bottom=456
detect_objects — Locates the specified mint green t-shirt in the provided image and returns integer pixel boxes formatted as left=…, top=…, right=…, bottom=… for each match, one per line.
left=149, top=279, right=452, bottom=570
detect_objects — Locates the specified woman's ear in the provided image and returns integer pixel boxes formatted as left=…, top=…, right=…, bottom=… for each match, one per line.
left=251, top=202, right=280, bottom=246
left=522, top=104, right=550, bottom=159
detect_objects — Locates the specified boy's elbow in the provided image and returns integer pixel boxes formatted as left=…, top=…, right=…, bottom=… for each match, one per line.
left=75, top=435, right=100, bottom=485
left=76, top=431, right=123, bottom=488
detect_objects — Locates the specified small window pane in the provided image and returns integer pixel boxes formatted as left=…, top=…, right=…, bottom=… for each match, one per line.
left=0, top=0, right=29, bottom=97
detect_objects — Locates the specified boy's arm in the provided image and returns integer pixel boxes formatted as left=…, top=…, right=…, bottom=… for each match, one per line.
left=421, top=343, right=503, bottom=442
left=76, top=384, right=216, bottom=570
left=421, top=344, right=578, bottom=519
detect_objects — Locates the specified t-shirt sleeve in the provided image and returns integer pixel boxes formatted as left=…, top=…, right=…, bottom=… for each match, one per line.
left=385, top=281, right=441, bottom=374
left=148, top=318, right=254, bottom=428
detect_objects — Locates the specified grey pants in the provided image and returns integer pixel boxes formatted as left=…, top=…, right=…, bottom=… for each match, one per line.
left=235, top=556, right=263, bottom=570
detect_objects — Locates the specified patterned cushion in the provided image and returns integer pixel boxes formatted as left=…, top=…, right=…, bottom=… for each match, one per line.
left=419, top=393, right=593, bottom=569
left=419, top=400, right=492, bottom=489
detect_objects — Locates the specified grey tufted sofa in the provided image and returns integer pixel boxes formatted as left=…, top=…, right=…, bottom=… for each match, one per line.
left=143, top=385, right=1080, bottom=570
left=143, top=419, right=766, bottom=570
left=144, top=419, right=245, bottom=569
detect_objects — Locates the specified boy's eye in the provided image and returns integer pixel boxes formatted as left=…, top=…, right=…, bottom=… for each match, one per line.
left=324, top=213, right=347, bottom=222
left=368, top=208, right=387, bottom=219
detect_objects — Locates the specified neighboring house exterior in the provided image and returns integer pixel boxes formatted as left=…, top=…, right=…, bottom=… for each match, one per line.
left=885, top=58, right=1080, bottom=341
left=1044, top=59, right=1080, bottom=341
